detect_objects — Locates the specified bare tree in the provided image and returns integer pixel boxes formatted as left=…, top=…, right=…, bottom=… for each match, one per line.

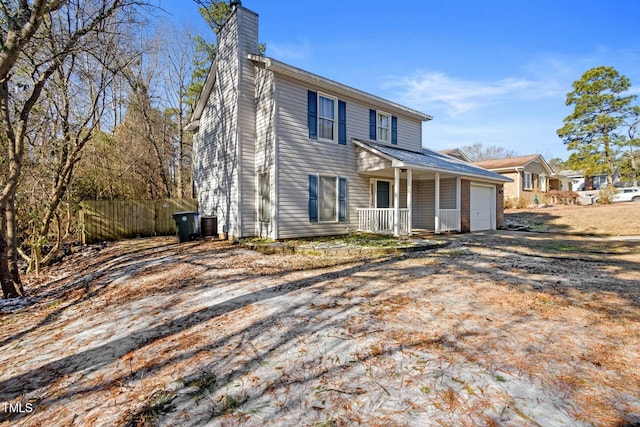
left=0, top=0, right=150, bottom=298
left=462, top=143, right=519, bottom=162
left=18, top=7, right=144, bottom=274
left=161, top=23, right=197, bottom=199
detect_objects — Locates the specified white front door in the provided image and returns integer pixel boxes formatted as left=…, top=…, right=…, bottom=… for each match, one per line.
left=470, top=185, right=494, bottom=231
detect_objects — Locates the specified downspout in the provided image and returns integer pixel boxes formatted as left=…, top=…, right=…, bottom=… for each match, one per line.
left=393, top=167, right=400, bottom=236
left=273, top=78, right=280, bottom=239
left=515, top=167, right=523, bottom=200
left=434, top=172, right=441, bottom=234
left=407, top=168, right=412, bottom=235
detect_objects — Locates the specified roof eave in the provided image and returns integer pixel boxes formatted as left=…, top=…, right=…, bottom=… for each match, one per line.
left=185, top=59, right=218, bottom=132
left=354, top=140, right=512, bottom=183
left=249, top=54, right=432, bottom=122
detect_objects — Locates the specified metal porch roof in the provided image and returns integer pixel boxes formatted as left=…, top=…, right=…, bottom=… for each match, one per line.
left=353, top=140, right=512, bottom=183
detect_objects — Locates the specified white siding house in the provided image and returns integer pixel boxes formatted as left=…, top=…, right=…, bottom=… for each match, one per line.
left=188, top=5, right=510, bottom=240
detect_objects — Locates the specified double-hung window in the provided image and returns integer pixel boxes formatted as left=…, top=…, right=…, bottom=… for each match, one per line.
left=523, top=172, right=533, bottom=190
left=318, top=95, right=336, bottom=141
left=258, top=173, right=270, bottom=222
left=369, top=109, right=397, bottom=144
left=309, top=175, right=347, bottom=223
left=308, top=90, right=347, bottom=144
left=377, top=112, right=391, bottom=143
left=319, top=176, right=337, bottom=222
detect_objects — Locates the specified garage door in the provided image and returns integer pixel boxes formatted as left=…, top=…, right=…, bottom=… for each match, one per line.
left=470, top=185, right=493, bottom=231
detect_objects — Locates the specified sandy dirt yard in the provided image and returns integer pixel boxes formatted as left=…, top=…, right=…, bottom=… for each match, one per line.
left=505, top=202, right=640, bottom=236
left=0, top=227, right=639, bottom=426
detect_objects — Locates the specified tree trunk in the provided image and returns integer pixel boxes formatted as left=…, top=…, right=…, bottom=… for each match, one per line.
left=603, top=138, right=614, bottom=187
left=1, top=198, right=24, bottom=298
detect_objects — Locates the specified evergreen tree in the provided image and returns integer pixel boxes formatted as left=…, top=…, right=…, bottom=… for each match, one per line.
left=557, top=66, right=636, bottom=186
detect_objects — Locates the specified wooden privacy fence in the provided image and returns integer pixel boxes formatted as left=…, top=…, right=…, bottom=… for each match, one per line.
left=80, top=198, right=198, bottom=244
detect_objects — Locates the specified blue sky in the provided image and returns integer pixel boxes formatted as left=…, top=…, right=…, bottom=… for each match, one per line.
left=160, top=0, right=640, bottom=161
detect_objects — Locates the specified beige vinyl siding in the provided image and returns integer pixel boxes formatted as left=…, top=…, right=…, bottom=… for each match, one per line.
left=236, top=9, right=259, bottom=237
left=414, top=180, right=435, bottom=229
left=255, top=67, right=276, bottom=238
left=396, top=119, right=422, bottom=152
left=275, top=75, right=370, bottom=238
left=192, top=7, right=260, bottom=239
left=357, top=147, right=392, bottom=172
left=193, top=12, right=241, bottom=238
left=410, top=178, right=457, bottom=230
left=440, top=178, right=457, bottom=209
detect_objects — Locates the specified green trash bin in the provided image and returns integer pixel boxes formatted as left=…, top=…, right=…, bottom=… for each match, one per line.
left=172, top=211, right=199, bottom=242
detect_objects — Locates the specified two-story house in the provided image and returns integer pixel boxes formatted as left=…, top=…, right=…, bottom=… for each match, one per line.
left=187, top=4, right=510, bottom=240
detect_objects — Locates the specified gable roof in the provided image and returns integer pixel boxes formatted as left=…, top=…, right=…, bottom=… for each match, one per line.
left=439, top=148, right=472, bottom=163
left=186, top=5, right=432, bottom=131
left=185, top=57, right=218, bottom=132
left=473, top=154, right=553, bottom=175
left=186, top=54, right=432, bottom=131
left=353, top=140, right=512, bottom=183
left=248, top=55, right=432, bottom=122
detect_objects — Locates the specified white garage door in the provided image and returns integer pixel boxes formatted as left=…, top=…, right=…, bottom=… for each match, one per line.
left=470, top=185, right=493, bottom=231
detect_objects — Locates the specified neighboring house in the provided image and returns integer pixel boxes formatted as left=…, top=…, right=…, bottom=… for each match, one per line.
left=562, top=168, right=621, bottom=191
left=439, top=148, right=472, bottom=163
left=473, top=154, right=553, bottom=205
left=186, top=5, right=511, bottom=240
left=548, top=172, right=573, bottom=192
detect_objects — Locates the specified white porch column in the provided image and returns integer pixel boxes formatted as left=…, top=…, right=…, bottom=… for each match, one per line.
left=394, top=167, right=400, bottom=236
left=456, top=176, right=461, bottom=231
left=407, top=168, right=413, bottom=235
left=434, top=172, right=441, bottom=234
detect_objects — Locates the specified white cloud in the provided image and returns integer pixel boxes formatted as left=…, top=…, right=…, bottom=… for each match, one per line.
left=266, top=39, right=312, bottom=62
left=385, top=71, right=544, bottom=117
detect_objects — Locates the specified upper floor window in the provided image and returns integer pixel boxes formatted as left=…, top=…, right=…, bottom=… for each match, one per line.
left=307, top=90, right=346, bottom=144
left=377, top=112, right=391, bottom=142
left=369, top=109, right=397, bottom=144
left=523, top=172, right=533, bottom=190
left=318, top=95, right=336, bottom=141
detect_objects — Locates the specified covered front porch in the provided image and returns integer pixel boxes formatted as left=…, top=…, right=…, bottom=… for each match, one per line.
left=353, top=139, right=510, bottom=236
left=356, top=169, right=461, bottom=236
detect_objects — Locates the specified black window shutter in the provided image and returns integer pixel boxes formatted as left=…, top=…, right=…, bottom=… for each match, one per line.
left=338, top=177, right=347, bottom=221
left=308, top=175, right=318, bottom=222
left=308, top=91, right=317, bottom=139
left=369, top=109, right=376, bottom=140
left=338, top=100, right=346, bottom=145
left=391, top=116, right=398, bottom=145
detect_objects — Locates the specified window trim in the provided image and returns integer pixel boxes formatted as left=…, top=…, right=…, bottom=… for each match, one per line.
left=538, top=175, right=546, bottom=192
left=369, top=178, right=395, bottom=208
left=523, top=171, right=533, bottom=191
left=318, top=174, right=339, bottom=223
left=376, top=110, right=392, bottom=143
left=317, top=92, right=337, bottom=143
left=258, top=172, right=270, bottom=223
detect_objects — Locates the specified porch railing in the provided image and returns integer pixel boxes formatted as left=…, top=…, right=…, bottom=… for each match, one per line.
left=439, top=209, right=460, bottom=232
left=357, top=208, right=409, bottom=235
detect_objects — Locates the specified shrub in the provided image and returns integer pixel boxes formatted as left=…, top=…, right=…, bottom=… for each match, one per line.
left=595, top=186, right=617, bottom=204
left=545, top=190, right=580, bottom=205
left=504, top=197, right=527, bottom=209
